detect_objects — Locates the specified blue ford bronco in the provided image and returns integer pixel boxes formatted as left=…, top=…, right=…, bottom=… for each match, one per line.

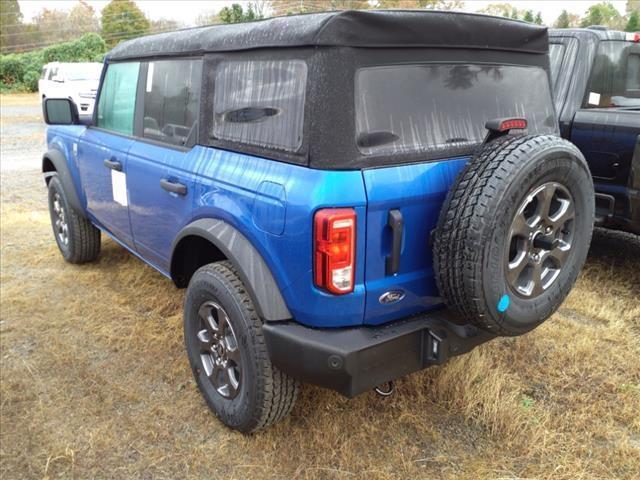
left=549, top=27, right=640, bottom=234
left=42, top=11, right=595, bottom=432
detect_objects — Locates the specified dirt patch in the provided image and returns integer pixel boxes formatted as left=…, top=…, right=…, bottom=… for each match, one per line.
left=1, top=101, right=639, bottom=479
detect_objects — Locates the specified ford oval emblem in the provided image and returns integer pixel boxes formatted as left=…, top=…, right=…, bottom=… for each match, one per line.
left=379, top=290, right=406, bottom=305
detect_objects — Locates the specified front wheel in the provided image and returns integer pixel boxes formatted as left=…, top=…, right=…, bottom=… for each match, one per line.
left=184, top=261, right=299, bottom=433
left=47, top=174, right=100, bottom=264
left=433, top=135, right=594, bottom=336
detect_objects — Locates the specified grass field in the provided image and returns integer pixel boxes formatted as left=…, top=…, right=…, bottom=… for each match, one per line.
left=1, top=95, right=639, bottom=479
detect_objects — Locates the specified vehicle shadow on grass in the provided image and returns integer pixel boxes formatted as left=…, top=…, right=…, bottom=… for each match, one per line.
left=587, top=227, right=640, bottom=268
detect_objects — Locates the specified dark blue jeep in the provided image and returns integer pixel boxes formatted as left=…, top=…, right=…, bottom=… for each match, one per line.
left=549, top=28, right=640, bottom=234
left=41, top=11, right=595, bottom=432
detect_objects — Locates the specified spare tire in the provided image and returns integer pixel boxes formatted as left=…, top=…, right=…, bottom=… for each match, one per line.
left=433, top=135, right=594, bottom=336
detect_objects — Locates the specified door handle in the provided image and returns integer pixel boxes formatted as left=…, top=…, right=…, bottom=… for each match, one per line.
left=386, top=209, right=403, bottom=276
left=160, top=178, right=187, bottom=196
left=103, top=158, right=122, bottom=171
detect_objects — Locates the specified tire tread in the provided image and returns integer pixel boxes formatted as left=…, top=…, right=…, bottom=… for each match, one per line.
left=433, top=135, right=591, bottom=335
left=192, top=261, right=299, bottom=433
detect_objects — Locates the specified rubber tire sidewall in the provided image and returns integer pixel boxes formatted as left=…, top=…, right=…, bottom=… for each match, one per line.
left=184, top=264, right=265, bottom=432
left=48, top=175, right=75, bottom=261
left=483, top=146, right=594, bottom=335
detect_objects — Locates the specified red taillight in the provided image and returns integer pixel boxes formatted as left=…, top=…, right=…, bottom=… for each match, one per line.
left=626, top=32, right=640, bottom=42
left=314, top=208, right=356, bottom=295
left=498, top=118, right=528, bottom=132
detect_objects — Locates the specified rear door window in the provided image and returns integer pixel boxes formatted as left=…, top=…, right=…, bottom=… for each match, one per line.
left=96, top=62, right=140, bottom=135
left=142, top=58, right=202, bottom=146
left=211, top=60, right=307, bottom=152
left=355, top=64, right=557, bottom=156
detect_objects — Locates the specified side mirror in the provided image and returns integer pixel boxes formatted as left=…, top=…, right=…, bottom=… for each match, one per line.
left=43, top=98, right=79, bottom=125
left=52, top=74, right=64, bottom=83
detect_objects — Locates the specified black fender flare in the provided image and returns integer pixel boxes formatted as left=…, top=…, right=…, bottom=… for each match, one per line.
left=171, top=218, right=292, bottom=322
left=42, top=149, right=85, bottom=216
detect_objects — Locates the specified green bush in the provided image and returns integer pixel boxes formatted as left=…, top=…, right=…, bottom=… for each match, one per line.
left=0, top=33, right=106, bottom=93
left=22, top=70, right=40, bottom=92
left=0, top=54, right=25, bottom=86
left=42, top=33, right=106, bottom=64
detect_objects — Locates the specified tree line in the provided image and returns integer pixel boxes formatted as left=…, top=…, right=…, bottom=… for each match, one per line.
left=2, top=0, right=638, bottom=55
left=1, top=0, right=638, bottom=92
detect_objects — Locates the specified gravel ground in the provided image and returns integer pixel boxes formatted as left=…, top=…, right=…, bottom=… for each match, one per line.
left=1, top=98, right=46, bottom=172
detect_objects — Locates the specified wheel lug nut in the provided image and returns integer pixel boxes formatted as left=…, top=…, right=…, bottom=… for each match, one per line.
left=545, top=226, right=553, bottom=234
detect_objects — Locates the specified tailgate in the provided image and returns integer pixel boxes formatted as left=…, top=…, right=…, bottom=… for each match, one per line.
left=362, top=157, right=468, bottom=325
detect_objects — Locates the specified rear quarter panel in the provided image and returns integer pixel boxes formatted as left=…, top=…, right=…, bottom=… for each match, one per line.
left=188, top=147, right=369, bottom=328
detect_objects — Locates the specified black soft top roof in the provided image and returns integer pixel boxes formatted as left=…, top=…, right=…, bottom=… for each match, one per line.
left=107, top=10, right=548, bottom=61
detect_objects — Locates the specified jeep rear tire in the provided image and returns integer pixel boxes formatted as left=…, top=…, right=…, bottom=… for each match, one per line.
left=184, top=261, right=299, bottom=433
left=47, top=174, right=101, bottom=264
left=433, top=135, right=594, bottom=336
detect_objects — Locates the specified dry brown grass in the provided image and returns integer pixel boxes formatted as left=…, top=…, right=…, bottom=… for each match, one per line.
left=1, top=164, right=639, bottom=479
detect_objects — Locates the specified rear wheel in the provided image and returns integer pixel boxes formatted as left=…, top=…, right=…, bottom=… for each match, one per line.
left=184, top=261, right=299, bottom=433
left=47, top=174, right=100, bottom=264
left=433, top=135, right=594, bottom=336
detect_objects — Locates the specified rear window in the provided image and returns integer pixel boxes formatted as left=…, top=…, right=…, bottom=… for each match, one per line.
left=64, top=63, right=103, bottom=81
left=549, top=43, right=566, bottom=89
left=586, top=40, right=640, bottom=108
left=212, top=60, right=307, bottom=152
left=355, top=64, right=557, bottom=156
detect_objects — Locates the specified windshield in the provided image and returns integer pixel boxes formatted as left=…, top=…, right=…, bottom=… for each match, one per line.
left=586, top=40, right=640, bottom=108
left=355, top=64, right=557, bottom=156
left=64, top=64, right=103, bottom=82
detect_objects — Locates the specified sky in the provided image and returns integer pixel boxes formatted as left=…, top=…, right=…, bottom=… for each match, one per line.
left=16, top=0, right=629, bottom=26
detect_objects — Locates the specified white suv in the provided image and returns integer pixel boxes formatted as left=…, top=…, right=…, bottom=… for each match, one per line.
left=39, top=62, right=103, bottom=116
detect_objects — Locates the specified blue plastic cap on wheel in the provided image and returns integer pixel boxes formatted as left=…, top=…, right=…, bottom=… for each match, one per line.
left=497, top=294, right=510, bottom=313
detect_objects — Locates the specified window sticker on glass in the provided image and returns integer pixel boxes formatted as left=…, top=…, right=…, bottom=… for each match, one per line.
left=588, top=92, right=601, bottom=106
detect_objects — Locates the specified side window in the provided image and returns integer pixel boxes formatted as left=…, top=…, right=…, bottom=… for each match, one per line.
left=212, top=60, right=307, bottom=152
left=96, top=62, right=140, bottom=135
left=40, top=67, right=47, bottom=80
left=143, top=58, right=202, bottom=146
left=586, top=40, right=640, bottom=108
left=47, top=67, right=57, bottom=80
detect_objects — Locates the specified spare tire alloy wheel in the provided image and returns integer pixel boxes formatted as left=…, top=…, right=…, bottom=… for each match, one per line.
left=434, top=135, right=594, bottom=336
left=506, top=182, right=575, bottom=298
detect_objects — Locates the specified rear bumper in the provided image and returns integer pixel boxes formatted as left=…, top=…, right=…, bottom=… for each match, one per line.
left=262, top=308, right=496, bottom=397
